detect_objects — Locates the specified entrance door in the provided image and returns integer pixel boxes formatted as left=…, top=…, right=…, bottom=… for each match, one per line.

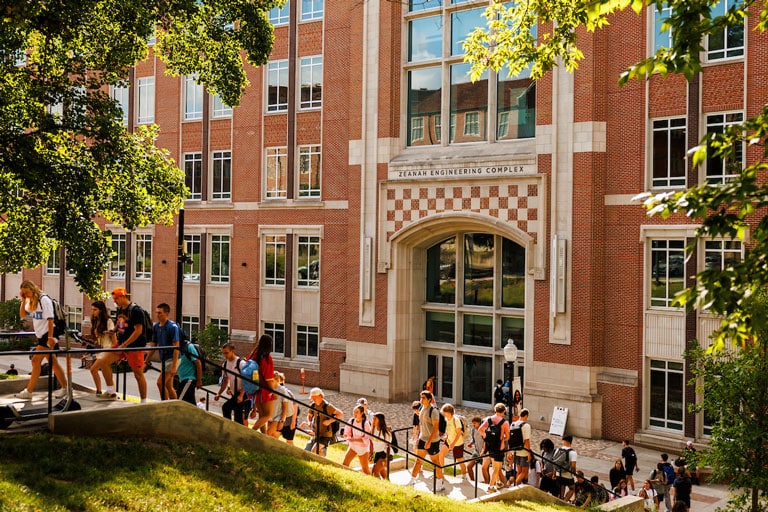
left=426, top=353, right=454, bottom=402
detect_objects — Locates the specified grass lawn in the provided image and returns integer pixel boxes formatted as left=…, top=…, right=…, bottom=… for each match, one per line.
left=0, top=433, right=571, bottom=512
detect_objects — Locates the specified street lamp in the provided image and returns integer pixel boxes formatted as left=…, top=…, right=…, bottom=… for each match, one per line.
left=503, top=338, right=518, bottom=423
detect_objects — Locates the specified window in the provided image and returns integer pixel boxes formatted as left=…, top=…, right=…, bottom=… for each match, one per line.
left=46, top=250, right=60, bottom=276
left=269, top=2, right=290, bottom=25
left=704, top=240, right=742, bottom=270
left=297, top=236, right=320, bottom=287
left=267, top=60, right=289, bottom=112
left=706, top=112, right=743, bottom=184
left=110, top=234, right=126, bottom=278
left=210, top=235, right=230, bottom=283
left=13, top=49, right=26, bottom=67
left=265, top=235, right=286, bottom=285
left=184, top=75, right=204, bottom=121
left=301, top=0, right=323, bottom=21
left=111, top=85, right=129, bottom=125
left=183, top=234, right=201, bottom=281
left=181, top=315, right=200, bottom=336
left=212, top=95, right=232, bottom=118
left=650, top=239, right=685, bottom=308
left=296, top=324, right=319, bottom=357
left=652, top=117, right=687, bottom=188
left=184, top=153, right=202, bottom=200
left=298, top=145, right=321, bottom=198
left=406, top=4, right=535, bottom=146
left=653, top=3, right=673, bottom=53
left=135, top=234, right=152, bottom=279
left=649, top=360, right=684, bottom=431
left=706, top=0, right=744, bottom=60
left=137, top=76, right=155, bottom=124
left=265, top=322, right=285, bottom=355
left=209, top=318, right=229, bottom=333
left=265, top=147, right=288, bottom=199
left=300, top=56, right=323, bottom=109
left=67, top=306, right=82, bottom=332
left=212, top=151, right=232, bottom=200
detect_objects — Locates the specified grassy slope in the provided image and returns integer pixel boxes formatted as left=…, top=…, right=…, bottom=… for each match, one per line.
left=0, top=433, right=569, bottom=512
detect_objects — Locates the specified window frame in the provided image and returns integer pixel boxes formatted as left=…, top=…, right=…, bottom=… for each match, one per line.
left=110, top=233, right=126, bottom=279
left=298, top=144, right=321, bottom=198
left=45, top=250, right=61, bottom=276
left=267, top=60, right=289, bottom=113
left=300, top=0, right=324, bottom=21
left=296, top=235, right=320, bottom=288
left=184, top=152, right=203, bottom=200
left=265, top=146, right=288, bottom=199
left=269, top=2, right=290, bottom=26
left=265, top=322, right=286, bottom=356
left=212, top=150, right=232, bottom=200
left=137, top=76, right=155, bottom=125
left=651, top=116, right=687, bottom=189
left=264, top=235, right=287, bottom=286
left=183, top=234, right=202, bottom=282
left=111, top=84, right=129, bottom=126
left=705, top=111, right=744, bottom=185
left=296, top=324, right=319, bottom=358
left=299, top=55, right=323, bottom=110
left=210, top=234, right=230, bottom=283
left=184, top=75, right=204, bottom=121
left=649, top=359, right=685, bottom=432
left=705, top=0, right=745, bottom=61
left=212, top=95, right=233, bottom=118
left=649, top=239, right=686, bottom=309
left=134, top=233, right=152, bottom=280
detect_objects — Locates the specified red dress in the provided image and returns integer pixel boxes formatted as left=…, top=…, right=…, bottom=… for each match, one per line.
left=254, top=354, right=274, bottom=404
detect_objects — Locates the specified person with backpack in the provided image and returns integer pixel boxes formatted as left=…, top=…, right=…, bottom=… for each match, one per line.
left=406, top=391, right=445, bottom=491
left=175, top=328, right=203, bottom=406
left=650, top=462, right=668, bottom=510
left=479, top=402, right=510, bottom=492
left=622, top=439, right=640, bottom=491
left=439, top=403, right=468, bottom=479
left=555, top=435, right=578, bottom=502
left=509, top=408, right=532, bottom=485
left=371, top=412, right=393, bottom=480
left=247, top=334, right=277, bottom=432
left=150, top=303, right=180, bottom=400
left=671, top=466, right=692, bottom=511
left=111, top=287, right=150, bottom=402
left=342, top=404, right=372, bottom=475
left=305, top=387, right=343, bottom=456
left=465, top=415, right=487, bottom=483
left=660, top=453, right=677, bottom=511
left=270, top=372, right=299, bottom=446
left=214, top=342, right=248, bottom=425
left=14, top=280, right=69, bottom=400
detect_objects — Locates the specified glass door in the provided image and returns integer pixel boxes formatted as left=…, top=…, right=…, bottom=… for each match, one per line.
left=426, top=353, right=454, bottom=402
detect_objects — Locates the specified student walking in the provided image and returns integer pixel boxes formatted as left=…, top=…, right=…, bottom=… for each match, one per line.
left=342, top=405, right=371, bottom=474
left=14, top=280, right=68, bottom=399
left=214, top=343, right=248, bottom=425
left=371, top=412, right=393, bottom=480
left=87, top=300, right=118, bottom=398
left=150, top=303, right=180, bottom=400
left=111, top=287, right=149, bottom=402
left=305, top=387, right=343, bottom=456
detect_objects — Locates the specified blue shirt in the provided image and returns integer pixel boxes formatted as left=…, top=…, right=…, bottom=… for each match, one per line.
left=177, top=342, right=199, bottom=381
left=152, top=320, right=180, bottom=361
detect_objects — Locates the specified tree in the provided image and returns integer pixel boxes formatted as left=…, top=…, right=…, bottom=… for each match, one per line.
left=0, top=0, right=279, bottom=297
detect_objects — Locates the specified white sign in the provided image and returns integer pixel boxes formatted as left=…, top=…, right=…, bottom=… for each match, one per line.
left=390, top=164, right=532, bottom=181
left=549, top=406, right=568, bottom=437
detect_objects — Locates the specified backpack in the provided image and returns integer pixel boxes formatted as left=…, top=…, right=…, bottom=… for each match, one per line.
left=551, top=447, right=572, bottom=473
left=430, top=405, right=446, bottom=436
left=42, top=295, right=67, bottom=337
left=181, top=338, right=206, bottom=374
left=456, top=414, right=467, bottom=434
left=237, top=357, right=259, bottom=395
left=322, top=401, right=340, bottom=436
left=484, top=416, right=506, bottom=451
left=128, top=303, right=152, bottom=346
left=390, top=430, right=399, bottom=454
left=509, top=420, right=527, bottom=449
left=662, top=463, right=676, bottom=485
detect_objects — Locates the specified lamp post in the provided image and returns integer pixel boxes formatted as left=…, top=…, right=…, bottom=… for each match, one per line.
left=503, top=338, right=518, bottom=423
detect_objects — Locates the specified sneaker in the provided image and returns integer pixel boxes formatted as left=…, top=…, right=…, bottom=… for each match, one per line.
left=14, top=389, right=32, bottom=399
left=54, top=388, right=67, bottom=399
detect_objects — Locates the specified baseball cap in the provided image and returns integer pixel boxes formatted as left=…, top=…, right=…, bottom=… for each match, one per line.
left=111, top=287, right=129, bottom=298
left=309, top=387, right=323, bottom=397
left=357, top=397, right=368, bottom=405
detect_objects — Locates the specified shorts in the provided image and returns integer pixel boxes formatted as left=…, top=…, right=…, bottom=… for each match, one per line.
left=514, top=455, right=530, bottom=468
left=36, top=335, right=60, bottom=350
left=161, top=358, right=177, bottom=372
left=489, top=449, right=505, bottom=462
left=449, top=443, right=465, bottom=459
left=124, top=349, right=146, bottom=371
left=417, top=439, right=441, bottom=456
left=280, top=424, right=296, bottom=441
left=348, top=442, right=369, bottom=456
left=373, top=451, right=388, bottom=463
left=558, top=475, right=575, bottom=488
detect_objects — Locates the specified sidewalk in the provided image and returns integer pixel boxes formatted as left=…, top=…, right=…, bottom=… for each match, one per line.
left=1, top=352, right=732, bottom=510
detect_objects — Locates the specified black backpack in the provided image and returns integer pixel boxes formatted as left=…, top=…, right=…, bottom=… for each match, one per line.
left=429, top=405, right=447, bottom=436
left=42, top=294, right=67, bottom=337
left=484, top=417, right=506, bottom=451
left=509, top=420, right=527, bottom=449
left=128, top=303, right=152, bottom=346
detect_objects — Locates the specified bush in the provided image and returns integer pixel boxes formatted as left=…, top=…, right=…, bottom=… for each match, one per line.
left=193, top=323, right=229, bottom=386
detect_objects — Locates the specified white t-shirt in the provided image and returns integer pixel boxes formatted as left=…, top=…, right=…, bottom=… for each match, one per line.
left=444, top=415, right=464, bottom=446
left=26, top=295, right=54, bottom=339
left=222, top=357, right=242, bottom=393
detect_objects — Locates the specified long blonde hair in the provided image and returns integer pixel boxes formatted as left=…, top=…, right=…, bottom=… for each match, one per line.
left=20, top=280, right=42, bottom=310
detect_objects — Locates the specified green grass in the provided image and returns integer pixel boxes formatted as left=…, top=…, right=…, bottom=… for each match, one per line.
left=0, top=433, right=571, bottom=512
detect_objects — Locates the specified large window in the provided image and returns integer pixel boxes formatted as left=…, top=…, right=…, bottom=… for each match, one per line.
left=269, top=2, right=290, bottom=25
left=650, top=239, right=685, bottom=308
left=296, top=324, right=319, bottom=357
left=45, top=250, right=60, bottom=276
left=265, top=147, right=288, bottom=199
left=184, top=153, right=202, bottom=200
left=297, top=235, right=320, bottom=287
left=137, top=76, right=154, bottom=124
left=424, top=232, right=526, bottom=405
left=406, top=3, right=535, bottom=146
left=210, top=235, right=230, bottom=283
left=212, top=150, right=232, bottom=200
left=267, top=60, right=289, bottom=112
left=300, top=56, right=322, bottom=109
left=111, top=85, right=129, bottom=125
left=704, top=240, right=741, bottom=270
left=212, top=95, right=232, bottom=118
left=706, top=0, right=744, bottom=61
left=301, top=0, right=323, bottom=21
left=649, top=359, right=684, bottom=431
left=265, top=322, right=286, bottom=355
left=706, top=112, right=743, bottom=184
left=183, top=234, right=201, bottom=281
left=298, top=145, right=321, bottom=198
left=184, top=75, right=203, bottom=121
left=265, top=235, right=286, bottom=285
left=653, top=3, right=673, bottom=53
left=67, top=306, right=83, bottom=332
left=110, top=234, right=126, bottom=278
left=652, top=117, right=687, bottom=188
left=182, top=315, right=200, bottom=336
left=135, top=234, right=152, bottom=279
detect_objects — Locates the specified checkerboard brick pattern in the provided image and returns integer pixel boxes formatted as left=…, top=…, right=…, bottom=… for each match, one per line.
left=383, top=181, right=541, bottom=243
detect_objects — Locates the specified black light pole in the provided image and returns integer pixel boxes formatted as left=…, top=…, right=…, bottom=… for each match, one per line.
left=503, top=338, right=518, bottom=423
left=176, top=208, right=185, bottom=320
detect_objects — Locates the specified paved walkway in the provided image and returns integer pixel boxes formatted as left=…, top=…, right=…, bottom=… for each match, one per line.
left=1, top=353, right=732, bottom=510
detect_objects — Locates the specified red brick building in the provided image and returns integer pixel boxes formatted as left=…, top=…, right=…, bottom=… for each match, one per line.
left=3, top=0, right=766, bottom=448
